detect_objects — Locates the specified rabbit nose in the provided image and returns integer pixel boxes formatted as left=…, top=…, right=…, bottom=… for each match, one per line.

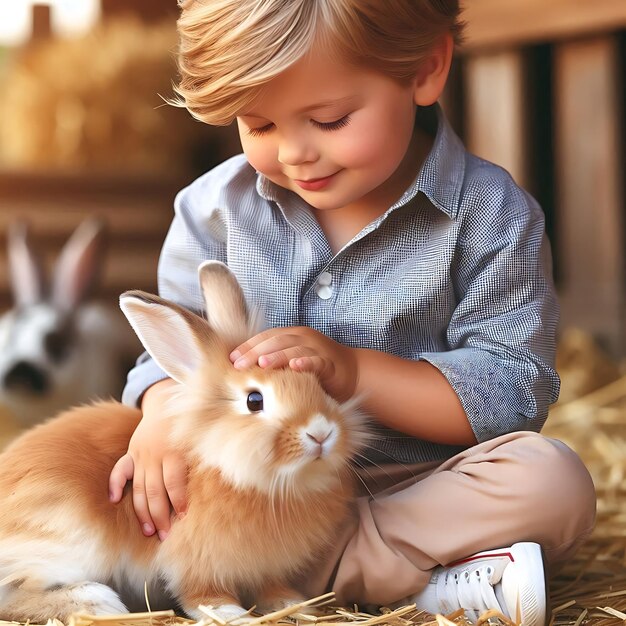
left=306, top=431, right=331, bottom=445
left=302, top=416, right=337, bottom=457
left=3, top=361, right=50, bottom=395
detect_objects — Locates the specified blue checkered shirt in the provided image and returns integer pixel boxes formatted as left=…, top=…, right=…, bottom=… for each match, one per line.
left=123, top=105, right=560, bottom=464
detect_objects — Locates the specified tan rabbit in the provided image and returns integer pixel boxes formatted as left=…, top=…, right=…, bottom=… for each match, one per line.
left=0, top=261, right=369, bottom=623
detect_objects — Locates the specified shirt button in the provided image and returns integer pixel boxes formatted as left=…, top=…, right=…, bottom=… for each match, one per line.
left=316, top=284, right=333, bottom=300
left=318, top=271, right=333, bottom=286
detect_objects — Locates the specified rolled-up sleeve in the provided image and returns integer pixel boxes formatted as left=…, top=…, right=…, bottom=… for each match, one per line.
left=122, top=173, right=228, bottom=407
left=419, top=173, right=560, bottom=441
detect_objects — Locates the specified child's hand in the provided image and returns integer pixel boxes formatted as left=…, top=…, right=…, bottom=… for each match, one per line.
left=108, top=378, right=187, bottom=540
left=230, top=327, right=358, bottom=402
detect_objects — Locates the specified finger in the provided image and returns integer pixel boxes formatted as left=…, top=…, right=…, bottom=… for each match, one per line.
left=230, top=328, right=295, bottom=363
left=109, top=453, right=135, bottom=503
left=289, top=354, right=327, bottom=374
left=144, top=465, right=175, bottom=540
left=163, top=454, right=188, bottom=518
left=290, top=355, right=338, bottom=398
left=230, top=333, right=269, bottom=362
left=131, top=467, right=156, bottom=537
left=234, top=335, right=305, bottom=369
left=258, top=346, right=317, bottom=369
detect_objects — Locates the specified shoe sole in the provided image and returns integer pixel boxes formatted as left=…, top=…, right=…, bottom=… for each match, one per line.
left=509, top=542, right=547, bottom=626
left=541, top=545, right=551, bottom=626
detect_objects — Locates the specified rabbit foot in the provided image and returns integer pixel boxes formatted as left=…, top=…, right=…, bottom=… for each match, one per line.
left=1, top=580, right=128, bottom=623
left=66, top=581, right=129, bottom=615
left=184, top=603, right=249, bottom=623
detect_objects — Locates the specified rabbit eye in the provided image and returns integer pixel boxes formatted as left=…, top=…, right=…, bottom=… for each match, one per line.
left=246, top=391, right=264, bottom=412
left=44, top=329, right=71, bottom=363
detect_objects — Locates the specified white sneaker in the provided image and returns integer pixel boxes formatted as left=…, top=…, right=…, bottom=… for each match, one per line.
left=411, top=542, right=547, bottom=626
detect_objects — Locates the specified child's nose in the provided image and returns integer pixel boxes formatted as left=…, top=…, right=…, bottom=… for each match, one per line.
left=277, top=135, right=318, bottom=166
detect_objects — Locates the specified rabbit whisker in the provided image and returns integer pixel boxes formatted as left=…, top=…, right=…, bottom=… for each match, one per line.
left=355, top=444, right=419, bottom=480
left=368, top=433, right=421, bottom=439
left=350, top=458, right=384, bottom=497
left=350, top=456, right=380, bottom=484
left=345, top=464, right=377, bottom=501
left=352, top=452, right=391, bottom=475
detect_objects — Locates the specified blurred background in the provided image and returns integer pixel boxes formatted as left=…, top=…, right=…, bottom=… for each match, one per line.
left=0, top=0, right=624, bottom=434
left=0, top=0, right=239, bottom=309
left=0, top=0, right=244, bottom=437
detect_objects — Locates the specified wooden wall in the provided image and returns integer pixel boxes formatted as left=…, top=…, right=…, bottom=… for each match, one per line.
left=100, top=0, right=178, bottom=22
left=0, top=4, right=242, bottom=314
left=445, top=0, right=626, bottom=357
left=0, top=170, right=185, bottom=311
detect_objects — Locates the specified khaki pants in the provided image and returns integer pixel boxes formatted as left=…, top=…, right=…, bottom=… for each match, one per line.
left=302, top=431, right=597, bottom=606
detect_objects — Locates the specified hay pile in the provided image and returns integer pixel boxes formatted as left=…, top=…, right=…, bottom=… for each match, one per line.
left=543, top=376, right=626, bottom=626
left=1, top=329, right=624, bottom=626
left=0, top=17, right=224, bottom=174
left=536, top=329, right=626, bottom=626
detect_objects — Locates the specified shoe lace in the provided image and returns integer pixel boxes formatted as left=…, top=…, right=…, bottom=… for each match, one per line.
left=439, top=564, right=505, bottom=619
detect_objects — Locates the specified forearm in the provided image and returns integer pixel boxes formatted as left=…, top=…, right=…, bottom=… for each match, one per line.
left=140, top=378, right=177, bottom=413
left=354, top=348, right=477, bottom=446
left=122, top=352, right=172, bottom=408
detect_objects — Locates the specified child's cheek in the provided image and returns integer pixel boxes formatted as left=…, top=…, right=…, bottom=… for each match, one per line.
left=242, top=141, right=278, bottom=178
left=334, top=131, right=385, bottom=169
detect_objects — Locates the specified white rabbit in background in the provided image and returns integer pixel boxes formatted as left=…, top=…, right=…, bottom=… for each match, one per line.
left=0, top=218, right=139, bottom=427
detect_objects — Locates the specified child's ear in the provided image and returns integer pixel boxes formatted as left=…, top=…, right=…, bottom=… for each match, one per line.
left=413, top=33, right=454, bottom=107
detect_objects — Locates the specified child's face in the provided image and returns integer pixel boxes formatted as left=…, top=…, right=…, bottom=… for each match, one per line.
left=237, top=48, right=421, bottom=214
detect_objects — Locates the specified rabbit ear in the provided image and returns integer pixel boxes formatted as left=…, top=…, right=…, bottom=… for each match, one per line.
left=120, top=290, right=222, bottom=384
left=7, top=221, right=44, bottom=307
left=198, top=261, right=252, bottom=347
left=51, top=218, right=107, bottom=310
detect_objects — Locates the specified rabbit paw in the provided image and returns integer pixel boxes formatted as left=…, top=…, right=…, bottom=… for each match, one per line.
left=68, top=582, right=128, bottom=615
left=185, top=603, right=249, bottom=623
left=0, top=580, right=128, bottom=623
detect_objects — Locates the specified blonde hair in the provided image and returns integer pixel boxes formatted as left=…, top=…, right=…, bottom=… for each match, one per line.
left=174, top=0, right=464, bottom=126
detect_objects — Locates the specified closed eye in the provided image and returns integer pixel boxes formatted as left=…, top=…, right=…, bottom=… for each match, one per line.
left=311, top=115, right=351, bottom=131
left=247, top=123, right=274, bottom=137
left=246, top=115, right=352, bottom=137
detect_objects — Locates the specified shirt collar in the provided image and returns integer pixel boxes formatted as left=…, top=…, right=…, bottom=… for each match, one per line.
left=255, top=104, right=466, bottom=220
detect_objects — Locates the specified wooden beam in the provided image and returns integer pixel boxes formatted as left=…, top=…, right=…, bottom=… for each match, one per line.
left=553, top=36, right=624, bottom=355
left=0, top=170, right=183, bottom=312
left=31, top=4, right=52, bottom=41
left=100, top=0, right=178, bottom=22
left=462, top=0, right=626, bottom=51
left=464, top=50, right=528, bottom=188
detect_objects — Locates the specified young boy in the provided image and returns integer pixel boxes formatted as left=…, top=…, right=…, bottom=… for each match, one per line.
left=109, top=1, right=596, bottom=624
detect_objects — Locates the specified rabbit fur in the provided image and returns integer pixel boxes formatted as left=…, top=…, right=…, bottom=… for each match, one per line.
left=0, top=261, right=369, bottom=623
left=0, top=218, right=138, bottom=426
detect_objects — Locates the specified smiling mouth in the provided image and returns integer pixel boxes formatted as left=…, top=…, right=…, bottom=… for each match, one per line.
left=294, top=172, right=339, bottom=191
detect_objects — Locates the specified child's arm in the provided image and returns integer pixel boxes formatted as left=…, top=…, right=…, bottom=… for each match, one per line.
left=354, top=349, right=476, bottom=444
left=111, top=161, right=235, bottom=538
left=109, top=378, right=184, bottom=539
